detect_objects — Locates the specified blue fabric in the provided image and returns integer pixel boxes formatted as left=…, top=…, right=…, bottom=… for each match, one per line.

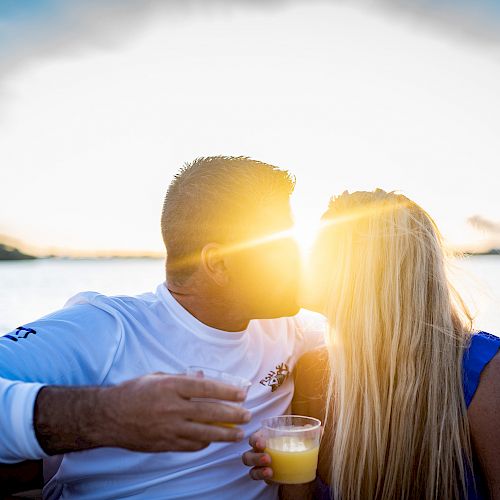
left=314, top=476, right=331, bottom=500
left=314, top=331, right=500, bottom=500
left=463, top=331, right=500, bottom=407
left=463, top=331, right=500, bottom=500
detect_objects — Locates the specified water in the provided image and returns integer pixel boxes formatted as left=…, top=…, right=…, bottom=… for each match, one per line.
left=0, top=256, right=499, bottom=335
left=0, top=258, right=165, bottom=333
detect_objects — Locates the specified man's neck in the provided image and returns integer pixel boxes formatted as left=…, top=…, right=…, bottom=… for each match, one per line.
left=166, top=282, right=250, bottom=333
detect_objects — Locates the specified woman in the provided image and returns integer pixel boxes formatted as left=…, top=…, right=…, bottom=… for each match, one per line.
left=243, top=190, right=500, bottom=499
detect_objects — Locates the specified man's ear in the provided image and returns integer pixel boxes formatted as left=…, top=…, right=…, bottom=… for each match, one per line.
left=200, top=243, right=229, bottom=286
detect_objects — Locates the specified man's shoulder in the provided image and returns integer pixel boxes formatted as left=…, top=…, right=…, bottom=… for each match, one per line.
left=292, top=309, right=327, bottom=333
left=251, top=310, right=326, bottom=338
left=64, top=290, right=159, bottom=319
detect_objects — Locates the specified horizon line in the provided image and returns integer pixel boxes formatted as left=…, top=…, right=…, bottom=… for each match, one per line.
left=1, top=233, right=498, bottom=259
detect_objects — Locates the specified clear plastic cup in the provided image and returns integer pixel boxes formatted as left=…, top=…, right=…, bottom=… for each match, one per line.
left=187, top=366, right=251, bottom=427
left=262, top=415, right=322, bottom=484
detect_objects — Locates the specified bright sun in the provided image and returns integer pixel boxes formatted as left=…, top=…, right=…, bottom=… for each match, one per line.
left=290, top=194, right=326, bottom=259
left=292, top=217, right=321, bottom=258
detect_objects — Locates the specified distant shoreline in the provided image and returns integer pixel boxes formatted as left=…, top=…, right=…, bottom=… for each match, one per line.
left=1, top=242, right=499, bottom=261
left=0, top=243, right=36, bottom=261
left=463, top=250, right=500, bottom=256
left=0, top=243, right=163, bottom=261
left=0, top=254, right=164, bottom=262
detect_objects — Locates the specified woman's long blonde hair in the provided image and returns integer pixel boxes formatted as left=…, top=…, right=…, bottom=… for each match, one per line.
left=321, top=190, right=474, bottom=499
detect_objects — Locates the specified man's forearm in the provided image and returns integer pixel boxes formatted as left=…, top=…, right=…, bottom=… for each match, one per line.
left=34, top=386, right=117, bottom=455
left=32, top=374, right=250, bottom=456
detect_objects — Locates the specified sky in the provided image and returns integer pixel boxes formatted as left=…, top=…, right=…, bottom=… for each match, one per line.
left=1, top=0, right=499, bottom=256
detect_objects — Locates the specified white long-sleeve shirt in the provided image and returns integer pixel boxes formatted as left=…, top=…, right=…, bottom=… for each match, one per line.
left=0, top=377, right=47, bottom=463
left=0, top=283, right=325, bottom=500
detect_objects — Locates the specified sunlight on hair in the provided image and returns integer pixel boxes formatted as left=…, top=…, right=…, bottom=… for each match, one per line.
left=168, top=193, right=418, bottom=276
left=226, top=198, right=409, bottom=264
left=318, top=189, right=474, bottom=500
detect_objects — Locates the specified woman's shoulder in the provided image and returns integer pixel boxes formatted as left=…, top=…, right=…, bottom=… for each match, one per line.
left=467, top=345, right=500, bottom=497
left=466, top=331, right=500, bottom=407
left=463, top=331, right=500, bottom=407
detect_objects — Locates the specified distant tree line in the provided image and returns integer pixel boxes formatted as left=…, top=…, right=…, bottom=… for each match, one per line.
left=0, top=244, right=36, bottom=260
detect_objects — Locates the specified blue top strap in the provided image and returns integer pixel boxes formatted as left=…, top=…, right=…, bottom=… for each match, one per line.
left=462, top=331, right=500, bottom=408
left=462, top=331, right=500, bottom=500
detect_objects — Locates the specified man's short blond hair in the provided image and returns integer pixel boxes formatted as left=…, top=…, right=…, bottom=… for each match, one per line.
left=161, top=156, right=295, bottom=281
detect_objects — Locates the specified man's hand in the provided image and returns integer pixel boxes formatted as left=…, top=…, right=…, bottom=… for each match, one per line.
left=34, top=373, right=252, bottom=455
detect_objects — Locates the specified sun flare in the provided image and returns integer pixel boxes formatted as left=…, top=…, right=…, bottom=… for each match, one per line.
left=292, top=219, right=321, bottom=258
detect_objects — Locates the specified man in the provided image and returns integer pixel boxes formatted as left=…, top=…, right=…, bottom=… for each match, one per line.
left=0, top=156, right=325, bottom=499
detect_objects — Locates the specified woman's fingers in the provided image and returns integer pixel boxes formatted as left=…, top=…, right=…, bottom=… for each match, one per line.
left=242, top=450, right=271, bottom=467
left=249, top=466, right=273, bottom=481
left=248, top=430, right=266, bottom=451
left=244, top=430, right=273, bottom=483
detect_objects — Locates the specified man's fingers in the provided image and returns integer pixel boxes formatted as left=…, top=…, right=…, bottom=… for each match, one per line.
left=179, top=421, right=245, bottom=443
left=249, top=430, right=266, bottom=451
left=187, top=401, right=251, bottom=425
left=242, top=451, right=271, bottom=467
left=249, top=467, right=273, bottom=481
left=177, top=377, right=247, bottom=402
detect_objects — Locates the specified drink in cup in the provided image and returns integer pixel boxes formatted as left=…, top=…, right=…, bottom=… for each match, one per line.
left=187, top=366, right=251, bottom=427
left=262, top=415, right=322, bottom=484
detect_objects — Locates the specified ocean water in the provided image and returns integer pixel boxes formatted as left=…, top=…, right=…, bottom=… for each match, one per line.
left=0, top=256, right=499, bottom=335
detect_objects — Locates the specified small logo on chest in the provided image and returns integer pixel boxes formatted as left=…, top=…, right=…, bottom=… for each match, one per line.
left=259, top=362, right=290, bottom=392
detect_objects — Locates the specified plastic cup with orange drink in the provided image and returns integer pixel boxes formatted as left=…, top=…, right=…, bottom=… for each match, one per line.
left=262, top=415, right=322, bottom=484
left=187, top=366, right=251, bottom=427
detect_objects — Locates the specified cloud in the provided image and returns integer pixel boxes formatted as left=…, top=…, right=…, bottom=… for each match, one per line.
left=468, top=215, right=500, bottom=235
left=1, top=0, right=500, bottom=90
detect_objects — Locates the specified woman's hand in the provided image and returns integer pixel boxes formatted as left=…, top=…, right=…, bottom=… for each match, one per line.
left=242, top=429, right=319, bottom=500
left=241, top=430, right=273, bottom=482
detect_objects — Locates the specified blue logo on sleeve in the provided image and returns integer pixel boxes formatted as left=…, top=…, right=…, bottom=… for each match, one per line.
left=4, top=326, right=37, bottom=342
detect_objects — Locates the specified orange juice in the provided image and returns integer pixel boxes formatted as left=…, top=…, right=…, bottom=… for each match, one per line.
left=265, top=436, right=319, bottom=484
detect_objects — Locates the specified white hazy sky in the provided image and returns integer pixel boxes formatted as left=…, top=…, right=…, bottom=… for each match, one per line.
left=1, top=2, right=499, bottom=255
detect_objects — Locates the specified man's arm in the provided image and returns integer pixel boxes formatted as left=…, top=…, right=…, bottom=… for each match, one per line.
left=1, top=374, right=251, bottom=493
left=0, top=303, right=122, bottom=387
left=0, top=378, right=48, bottom=464
left=0, top=373, right=250, bottom=462
left=33, top=373, right=251, bottom=455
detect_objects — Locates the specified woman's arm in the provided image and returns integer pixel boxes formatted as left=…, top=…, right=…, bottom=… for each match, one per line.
left=291, top=347, right=329, bottom=421
left=280, top=348, right=329, bottom=499
left=242, top=348, right=330, bottom=498
left=468, top=351, right=500, bottom=500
